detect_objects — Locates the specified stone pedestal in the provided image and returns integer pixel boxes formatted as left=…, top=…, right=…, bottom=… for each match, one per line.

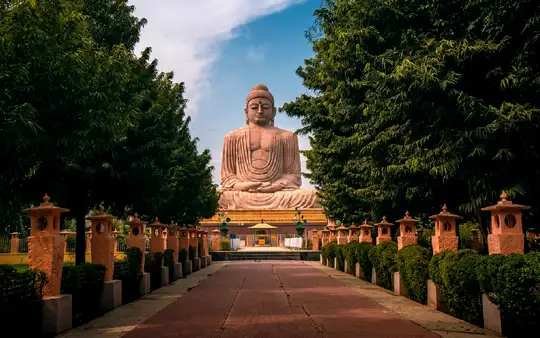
left=193, top=257, right=201, bottom=272
left=482, top=294, right=502, bottom=335
left=41, top=294, right=72, bottom=335
left=427, top=280, right=448, bottom=312
left=161, top=266, right=169, bottom=287
left=355, top=263, right=364, bottom=279
left=487, top=233, right=524, bottom=255
left=99, top=280, right=122, bottom=311
left=174, top=263, right=183, bottom=279
left=183, top=260, right=193, bottom=275
left=371, top=268, right=377, bottom=285
left=201, top=255, right=207, bottom=268
left=432, top=235, right=459, bottom=254
left=393, top=272, right=408, bottom=296
left=206, top=255, right=212, bottom=265
left=139, top=272, right=151, bottom=295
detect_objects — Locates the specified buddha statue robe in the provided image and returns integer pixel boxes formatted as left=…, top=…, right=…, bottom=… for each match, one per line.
left=219, top=125, right=320, bottom=209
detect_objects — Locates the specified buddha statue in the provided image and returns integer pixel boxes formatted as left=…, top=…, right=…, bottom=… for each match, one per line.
left=219, top=84, right=320, bottom=209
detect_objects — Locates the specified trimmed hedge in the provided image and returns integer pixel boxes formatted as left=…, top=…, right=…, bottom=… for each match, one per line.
left=188, top=245, right=196, bottom=261
left=368, top=241, right=397, bottom=290
left=335, top=244, right=345, bottom=271
left=61, top=263, right=106, bottom=326
left=0, top=265, right=47, bottom=335
left=396, top=245, right=432, bottom=304
left=354, top=242, right=374, bottom=281
left=113, top=247, right=142, bottom=304
left=198, top=240, right=204, bottom=258
left=343, top=240, right=359, bottom=273
left=163, top=248, right=175, bottom=282
left=144, top=252, right=164, bottom=291
left=322, top=241, right=338, bottom=268
left=178, top=248, right=188, bottom=265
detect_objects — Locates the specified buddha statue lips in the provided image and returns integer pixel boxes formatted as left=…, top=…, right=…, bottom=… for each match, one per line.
left=219, top=84, right=320, bottom=210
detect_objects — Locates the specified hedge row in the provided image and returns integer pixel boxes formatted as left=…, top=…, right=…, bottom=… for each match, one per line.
left=321, top=240, right=540, bottom=336
left=113, top=247, right=143, bottom=304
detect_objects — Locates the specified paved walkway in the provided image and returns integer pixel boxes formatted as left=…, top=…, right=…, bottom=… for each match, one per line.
left=61, top=261, right=498, bottom=338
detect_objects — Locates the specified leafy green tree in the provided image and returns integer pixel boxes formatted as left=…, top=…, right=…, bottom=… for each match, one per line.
left=282, top=0, right=540, bottom=242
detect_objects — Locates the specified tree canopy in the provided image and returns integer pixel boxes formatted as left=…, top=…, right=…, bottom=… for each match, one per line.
left=281, top=0, right=540, bottom=238
left=0, top=0, right=218, bottom=263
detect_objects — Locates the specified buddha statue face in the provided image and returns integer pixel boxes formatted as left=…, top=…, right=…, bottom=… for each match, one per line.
left=244, top=84, right=276, bottom=126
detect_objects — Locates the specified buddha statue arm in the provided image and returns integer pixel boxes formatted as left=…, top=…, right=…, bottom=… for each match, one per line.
left=273, top=131, right=302, bottom=189
left=221, top=132, right=261, bottom=191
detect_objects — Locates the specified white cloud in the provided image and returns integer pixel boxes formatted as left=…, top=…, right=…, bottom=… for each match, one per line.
left=129, top=0, right=304, bottom=114
left=246, top=45, right=267, bottom=63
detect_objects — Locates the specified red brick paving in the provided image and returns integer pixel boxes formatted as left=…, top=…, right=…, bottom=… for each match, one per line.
left=123, top=261, right=440, bottom=338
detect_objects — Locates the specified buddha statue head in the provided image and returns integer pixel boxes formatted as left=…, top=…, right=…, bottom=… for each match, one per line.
left=245, top=84, right=276, bottom=126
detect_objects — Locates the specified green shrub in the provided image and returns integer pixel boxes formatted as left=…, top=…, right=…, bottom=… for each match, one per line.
left=478, top=253, right=540, bottom=336
left=220, top=238, right=231, bottom=250
left=439, top=249, right=483, bottom=326
left=396, top=245, right=432, bottom=304
left=417, top=228, right=433, bottom=252
left=368, top=241, right=398, bottom=290
left=323, top=241, right=338, bottom=267
left=428, top=250, right=452, bottom=285
left=178, top=248, right=188, bottom=265
left=163, top=249, right=175, bottom=282
left=144, top=252, right=164, bottom=291
left=335, top=244, right=346, bottom=271
left=0, top=265, right=47, bottom=335
left=344, top=240, right=358, bottom=273
left=188, top=245, right=196, bottom=261
left=198, top=240, right=204, bottom=258
left=114, top=247, right=143, bottom=304
left=354, top=242, right=374, bottom=281
left=62, top=263, right=106, bottom=325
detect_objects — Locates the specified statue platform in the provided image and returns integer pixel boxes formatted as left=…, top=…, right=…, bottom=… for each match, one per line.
left=200, top=208, right=326, bottom=235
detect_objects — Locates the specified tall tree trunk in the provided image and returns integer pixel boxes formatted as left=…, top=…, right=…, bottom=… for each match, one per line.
left=74, top=192, right=87, bottom=265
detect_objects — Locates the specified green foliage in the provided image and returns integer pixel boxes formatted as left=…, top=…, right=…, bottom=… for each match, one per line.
left=477, top=253, right=540, bottom=336
left=432, top=250, right=483, bottom=325
left=322, top=241, right=338, bottom=267
left=144, top=252, right=163, bottom=291
left=281, top=0, right=540, bottom=239
left=343, top=240, right=359, bottom=273
left=113, top=247, right=142, bottom=304
left=429, top=251, right=452, bottom=286
left=368, top=241, right=398, bottom=290
left=198, top=240, right=204, bottom=258
left=334, top=244, right=345, bottom=271
left=396, top=245, right=432, bottom=304
left=163, top=248, right=175, bottom=282
left=61, top=263, right=106, bottom=325
left=188, top=245, right=196, bottom=261
left=354, top=242, right=374, bottom=282
left=178, top=248, right=188, bottom=265
left=220, top=238, right=231, bottom=251
left=0, top=265, right=47, bottom=335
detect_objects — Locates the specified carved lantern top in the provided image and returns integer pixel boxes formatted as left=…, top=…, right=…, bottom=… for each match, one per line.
left=150, top=217, right=167, bottom=238
left=348, top=223, right=358, bottom=237
left=322, top=228, right=330, bottom=237
left=396, top=211, right=420, bottom=236
left=429, top=205, right=461, bottom=236
left=359, top=220, right=373, bottom=229
left=375, top=216, right=393, bottom=237
left=188, top=227, right=198, bottom=238
left=128, top=214, right=147, bottom=238
left=203, top=230, right=208, bottom=238
left=23, top=194, right=69, bottom=236
left=212, top=228, right=220, bottom=234
left=166, top=220, right=179, bottom=237
left=86, top=205, right=116, bottom=236
left=359, top=220, right=373, bottom=237
left=481, top=192, right=529, bottom=234
left=375, top=216, right=393, bottom=228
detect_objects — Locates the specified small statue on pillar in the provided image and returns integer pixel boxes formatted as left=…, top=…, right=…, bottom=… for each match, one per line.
left=481, top=192, right=529, bottom=255
left=375, top=216, right=393, bottom=245
left=429, top=205, right=461, bottom=254
left=396, top=211, right=420, bottom=250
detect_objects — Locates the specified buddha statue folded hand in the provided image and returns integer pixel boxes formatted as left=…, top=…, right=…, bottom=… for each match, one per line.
left=218, top=84, right=320, bottom=210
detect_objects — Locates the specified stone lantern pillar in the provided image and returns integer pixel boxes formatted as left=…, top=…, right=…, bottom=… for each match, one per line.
left=336, top=224, right=348, bottom=244
left=85, top=230, right=92, bottom=253
left=321, top=228, right=330, bottom=246
left=329, top=226, right=337, bottom=242
left=311, top=229, right=320, bottom=251
left=375, top=216, right=393, bottom=245
left=86, top=205, right=121, bottom=311
left=149, top=218, right=167, bottom=254
left=60, top=231, right=74, bottom=253
left=359, top=220, right=373, bottom=243
left=112, top=229, right=119, bottom=255
left=202, top=230, right=211, bottom=266
left=481, top=192, right=529, bottom=255
left=189, top=228, right=201, bottom=271
left=178, top=227, right=192, bottom=275
left=396, top=211, right=420, bottom=250
left=126, top=215, right=150, bottom=295
left=10, top=232, right=19, bottom=253
left=212, top=228, right=221, bottom=251
left=348, top=224, right=358, bottom=243
left=429, top=205, right=461, bottom=254
left=23, top=194, right=72, bottom=335
left=166, top=221, right=182, bottom=280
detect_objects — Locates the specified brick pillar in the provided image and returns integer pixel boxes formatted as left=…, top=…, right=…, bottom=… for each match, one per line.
left=481, top=192, right=529, bottom=255
left=10, top=232, right=19, bottom=253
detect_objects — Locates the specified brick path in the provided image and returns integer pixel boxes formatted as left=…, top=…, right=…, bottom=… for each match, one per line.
left=123, top=261, right=439, bottom=338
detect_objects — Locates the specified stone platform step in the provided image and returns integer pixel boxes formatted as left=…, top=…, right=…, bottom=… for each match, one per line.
left=211, top=250, right=321, bottom=261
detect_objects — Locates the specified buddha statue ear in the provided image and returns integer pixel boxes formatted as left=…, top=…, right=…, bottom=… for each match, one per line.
left=244, top=107, right=248, bottom=124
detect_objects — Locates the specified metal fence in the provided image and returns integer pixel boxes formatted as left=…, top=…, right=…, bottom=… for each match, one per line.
left=18, top=239, right=28, bottom=253
left=0, top=237, right=9, bottom=253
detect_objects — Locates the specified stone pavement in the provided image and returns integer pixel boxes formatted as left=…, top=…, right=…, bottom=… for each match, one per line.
left=60, top=261, right=499, bottom=338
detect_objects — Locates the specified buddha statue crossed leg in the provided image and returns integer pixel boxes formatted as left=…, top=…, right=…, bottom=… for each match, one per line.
left=219, top=84, right=320, bottom=210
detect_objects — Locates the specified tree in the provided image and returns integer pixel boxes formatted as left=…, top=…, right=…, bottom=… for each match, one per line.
left=282, top=0, right=540, bottom=241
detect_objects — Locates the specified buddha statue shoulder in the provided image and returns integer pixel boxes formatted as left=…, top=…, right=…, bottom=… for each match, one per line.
left=218, top=84, right=320, bottom=210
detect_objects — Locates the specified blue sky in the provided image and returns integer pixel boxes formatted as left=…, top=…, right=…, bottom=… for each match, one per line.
left=130, top=0, right=321, bottom=188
